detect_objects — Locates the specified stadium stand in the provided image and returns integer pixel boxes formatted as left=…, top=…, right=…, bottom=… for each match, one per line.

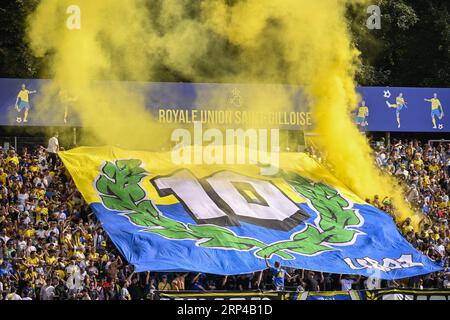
left=0, top=137, right=448, bottom=300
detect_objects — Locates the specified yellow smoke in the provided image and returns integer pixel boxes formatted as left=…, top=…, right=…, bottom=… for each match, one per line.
left=26, top=0, right=422, bottom=226
left=26, top=0, right=172, bottom=149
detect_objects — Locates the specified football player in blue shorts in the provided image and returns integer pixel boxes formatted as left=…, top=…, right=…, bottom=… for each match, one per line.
left=355, top=101, right=369, bottom=128
left=424, top=93, right=444, bottom=129
left=386, top=93, right=407, bottom=128
left=15, top=84, right=37, bottom=123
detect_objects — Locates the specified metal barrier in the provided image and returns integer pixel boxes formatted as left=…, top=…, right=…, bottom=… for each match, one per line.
left=0, top=136, right=46, bottom=151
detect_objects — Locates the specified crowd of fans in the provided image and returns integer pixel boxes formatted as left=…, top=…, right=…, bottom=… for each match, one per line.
left=0, top=138, right=449, bottom=300
left=372, top=139, right=449, bottom=288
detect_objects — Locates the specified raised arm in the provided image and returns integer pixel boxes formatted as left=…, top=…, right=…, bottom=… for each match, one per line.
left=192, top=272, right=202, bottom=283
left=126, top=271, right=135, bottom=283
left=257, top=271, right=263, bottom=288
left=264, top=255, right=271, bottom=269
left=221, top=275, right=228, bottom=287
left=116, top=256, right=123, bottom=268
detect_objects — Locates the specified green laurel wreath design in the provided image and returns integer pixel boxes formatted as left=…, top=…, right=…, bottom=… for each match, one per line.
left=95, top=160, right=363, bottom=260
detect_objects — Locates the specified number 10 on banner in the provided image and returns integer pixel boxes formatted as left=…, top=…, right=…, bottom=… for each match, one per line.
left=152, top=170, right=309, bottom=231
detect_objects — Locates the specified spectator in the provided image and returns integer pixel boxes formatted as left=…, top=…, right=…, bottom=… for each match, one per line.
left=157, top=274, right=172, bottom=292
left=339, top=274, right=360, bottom=291
left=303, top=271, right=320, bottom=292
left=47, top=133, right=59, bottom=171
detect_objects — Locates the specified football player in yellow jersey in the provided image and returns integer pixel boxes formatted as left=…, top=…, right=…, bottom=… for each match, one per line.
left=386, top=93, right=407, bottom=128
left=15, top=84, right=37, bottom=123
left=355, top=100, right=369, bottom=127
left=425, top=93, right=444, bottom=129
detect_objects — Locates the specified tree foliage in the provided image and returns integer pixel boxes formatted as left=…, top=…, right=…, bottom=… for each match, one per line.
left=0, top=0, right=449, bottom=87
left=351, top=0, right=450, bottom=87
left=0, top=0, right=41, bottom=78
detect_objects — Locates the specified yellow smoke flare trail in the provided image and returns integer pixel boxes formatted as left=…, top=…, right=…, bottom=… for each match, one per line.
left=26, top=0, right=423, bottom=227
left=202, top=0, right=423, bottom=227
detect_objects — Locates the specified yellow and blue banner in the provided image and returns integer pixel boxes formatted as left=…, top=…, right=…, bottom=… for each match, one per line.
left=59, top=146, right=442, bottom=279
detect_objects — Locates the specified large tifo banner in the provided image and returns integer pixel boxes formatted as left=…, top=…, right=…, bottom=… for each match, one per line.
left=0, top=78, right=449, bottom=132
left=59, top=147, right=442, bottom=279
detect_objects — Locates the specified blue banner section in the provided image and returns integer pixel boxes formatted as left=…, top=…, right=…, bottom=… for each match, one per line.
left=0, top=78, right=448, bottom=132
left=91, top=202, right=441, bottom=279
